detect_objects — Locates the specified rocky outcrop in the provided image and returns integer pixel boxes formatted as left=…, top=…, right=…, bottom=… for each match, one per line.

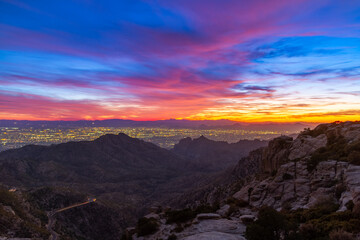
left=288, top=133, right=327, bottom=160
left=170, top=122, right=360, bottom=212
left=261, top=136, right=293, bottom=173
left=232, top=132, right=326, bottom=177
left=233, top=160, right=352, bottom=210
left=232, top=121, right=360, bottom=211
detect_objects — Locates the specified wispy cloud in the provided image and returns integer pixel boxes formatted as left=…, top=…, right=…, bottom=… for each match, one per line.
left=0, top=0, right=360, bottom=122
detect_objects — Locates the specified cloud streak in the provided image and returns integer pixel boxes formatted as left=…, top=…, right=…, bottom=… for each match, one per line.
left=0, top=0, right=360, bottom=122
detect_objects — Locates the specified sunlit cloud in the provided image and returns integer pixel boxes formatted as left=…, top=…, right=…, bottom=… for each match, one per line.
left=0, top=0, right=360, bottom=122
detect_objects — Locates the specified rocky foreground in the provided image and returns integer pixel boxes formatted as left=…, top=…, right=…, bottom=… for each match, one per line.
left=127, top=121, right=360, bottom=240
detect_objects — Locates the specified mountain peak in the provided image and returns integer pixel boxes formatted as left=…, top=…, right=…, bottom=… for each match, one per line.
left=195, top=135, right=210, bottom=141
left=94, top=132, right=135, bottom=144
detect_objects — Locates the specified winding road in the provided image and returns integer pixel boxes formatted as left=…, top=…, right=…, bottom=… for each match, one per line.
left=46, top=198, right=96, bottom=240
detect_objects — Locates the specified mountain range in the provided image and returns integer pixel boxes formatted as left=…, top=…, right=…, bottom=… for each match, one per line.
left=0, top=119, right=312, bottom=131
left=0, top=133, right=266, bottom=238
left=2, top=122, right=358, bottom=239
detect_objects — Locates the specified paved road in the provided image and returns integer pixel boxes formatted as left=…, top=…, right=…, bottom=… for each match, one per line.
left=46, top=198, right=96, bottom=240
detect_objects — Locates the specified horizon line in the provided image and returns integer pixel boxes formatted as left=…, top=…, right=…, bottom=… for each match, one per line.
left=0, top=118, right=324, bottom=125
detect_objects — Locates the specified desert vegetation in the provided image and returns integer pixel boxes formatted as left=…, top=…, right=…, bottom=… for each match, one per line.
left=246, top=200, right=360, bottom=240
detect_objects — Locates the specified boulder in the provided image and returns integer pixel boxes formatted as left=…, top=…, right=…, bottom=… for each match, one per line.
left=179, top=218, right=246, bottom=239
left=216, top=204, right=230, bottom=217
left=182, top=231, right=246, bottom=240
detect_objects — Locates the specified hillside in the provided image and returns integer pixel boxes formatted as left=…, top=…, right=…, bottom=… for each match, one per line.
left=0, top=133, right=192, bottom=227
left=0, top=133, right=267, bottom=236
left=0, top=185, right=124, bottom=239
left=172, top=136, right=267, bottom=171
left=126, top=121, right=360, bottom=240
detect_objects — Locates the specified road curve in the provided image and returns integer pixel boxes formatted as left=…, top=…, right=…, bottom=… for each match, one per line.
left=46, top=198, right=96, bottom=240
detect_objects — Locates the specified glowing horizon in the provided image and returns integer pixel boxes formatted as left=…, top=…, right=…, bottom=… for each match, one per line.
left=1, top=0, right=360, bottom=123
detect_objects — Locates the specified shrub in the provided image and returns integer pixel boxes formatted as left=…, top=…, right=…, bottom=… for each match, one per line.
left=298, top=222, right=323, bottom=239
left=247, top=202, right=360, bottom=240
left=173, top=225, right=184, bottom=233
left=165, top=209, right=197, bottom=224
left=352, top=202, right=360, bottom=216
left=282, top=173, right=294, bottom=180
left=246, top=206, right=289, bottom=240
left=329, top=229, right=354, bottom=240
left=168, top=234, right=177, bottom=240
left=312, top=196, right=338, bottom=213
left=136, top=217, right=158, bottom=236
left=346, top=140, right=360, bottom=152
left=335, top=184, right=346, bottom=199
left=194, top=204, right=219, bottom=213
left=307, top=136, right=347, bottom=171
left=346, top=200, right=354, bottom=211
left=120, top=234, right=132, bottom=240
left=226, top=197, right=248, bottom=208
left=348, top=151, right=360, bottom=165
left=326, top=130, right=339, bottom=145
left=165, top=204, right=219, bottom=224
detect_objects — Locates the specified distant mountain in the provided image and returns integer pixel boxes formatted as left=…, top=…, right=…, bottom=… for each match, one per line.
left=0, top=133, right=193, bottom=226
left=0, top=119, right=313, bottom=132
left=172, top=136, right=268, bottom=171
left=0, top=133, right=186, bottom=185
left=0, top=133, right=270, bottom=230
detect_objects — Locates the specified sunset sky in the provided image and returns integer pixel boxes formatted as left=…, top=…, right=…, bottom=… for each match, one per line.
left=1, top=0, right=360, bottom=122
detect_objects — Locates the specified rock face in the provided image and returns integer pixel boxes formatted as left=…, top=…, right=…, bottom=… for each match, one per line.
left=288, top=134, right=327, bottom=161
left=261, top=136, right=293, bottom=173
left=171, top=122, right=360, bottom=209
left=232, top=121, right=360, bottom=211
left=233, top=131, right=327, bottom=178
left=233, top=160, right=360, bottom=210
left=172, top=136, right=267, bottom=171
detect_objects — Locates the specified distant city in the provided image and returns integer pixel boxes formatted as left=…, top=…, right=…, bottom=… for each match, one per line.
left=0, top=127, right=294, bottom=151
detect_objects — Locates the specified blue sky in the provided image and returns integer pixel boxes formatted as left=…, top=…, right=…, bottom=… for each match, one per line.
left=0, top=0, right=360, bottom=122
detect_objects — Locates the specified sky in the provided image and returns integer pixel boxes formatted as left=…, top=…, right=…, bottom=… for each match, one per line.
left=0, top=0, right=360, bottom=123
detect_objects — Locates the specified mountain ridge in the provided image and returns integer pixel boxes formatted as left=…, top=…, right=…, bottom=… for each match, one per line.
left=172, top=135, right=268, bottom=171
left=0, top=132, right=270, bottom=236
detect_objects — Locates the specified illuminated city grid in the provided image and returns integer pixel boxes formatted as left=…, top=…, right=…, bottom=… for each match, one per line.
left=0, top=127, right=290, bottom=151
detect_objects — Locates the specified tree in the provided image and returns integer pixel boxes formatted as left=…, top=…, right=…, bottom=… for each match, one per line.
left=246, top=206, right=288, bottom=240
